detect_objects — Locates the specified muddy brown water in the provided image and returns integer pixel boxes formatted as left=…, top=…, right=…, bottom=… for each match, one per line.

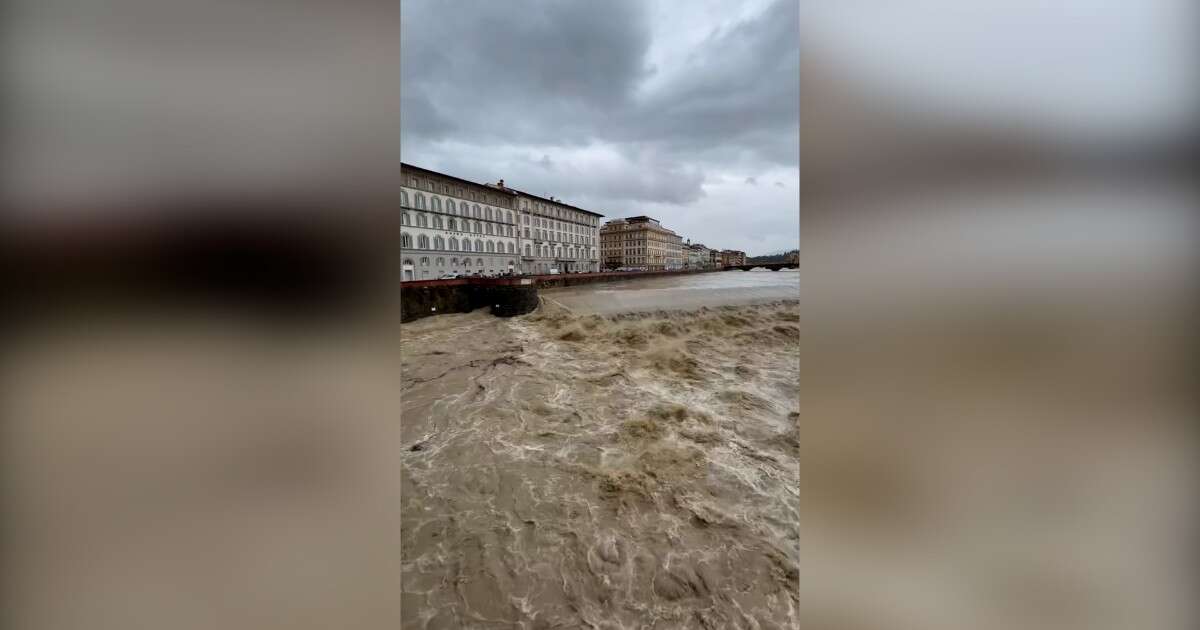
left=400, top=290, right=800, bottom=628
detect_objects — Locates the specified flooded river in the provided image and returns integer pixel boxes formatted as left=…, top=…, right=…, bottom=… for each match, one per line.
left=400, top=271, right=799, bottom=628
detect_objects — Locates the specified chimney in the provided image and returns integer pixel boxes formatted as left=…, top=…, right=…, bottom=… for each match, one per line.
left=497, top=179, right=505, bottom=188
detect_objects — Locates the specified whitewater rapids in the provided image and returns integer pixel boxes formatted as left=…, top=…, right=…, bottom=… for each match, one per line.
left=400, top=296, right=800, bottom=629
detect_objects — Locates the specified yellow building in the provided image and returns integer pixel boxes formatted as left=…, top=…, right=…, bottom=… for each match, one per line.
left=600, top=216, right=683, bottom=270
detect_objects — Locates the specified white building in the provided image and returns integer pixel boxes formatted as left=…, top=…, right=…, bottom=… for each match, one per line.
left=509, top=189, right=603, bottom=274
left=400, top=163, right=521, bottom=281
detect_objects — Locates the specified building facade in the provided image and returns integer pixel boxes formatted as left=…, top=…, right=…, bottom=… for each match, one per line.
left=509, top=188, right=602, bottom=274
left=710, top=248, right=724, bottom=268
left=600, top=216, right=684, bottom=271
left=683, top=242, right=711, bottom=269
left=400, top=163, right=602, bottom=280
left=721, top=249, right=746, bottom=267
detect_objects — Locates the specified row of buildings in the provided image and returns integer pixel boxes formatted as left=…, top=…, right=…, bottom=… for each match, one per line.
left=400, top=162, right=748, bottom=280
left=597, top=217, right=745, bottom=271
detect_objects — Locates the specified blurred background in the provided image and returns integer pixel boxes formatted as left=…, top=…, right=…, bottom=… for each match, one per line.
left=1, top=1, right=1196, bottom=629
left=799, top=1, right=1197, bottom=629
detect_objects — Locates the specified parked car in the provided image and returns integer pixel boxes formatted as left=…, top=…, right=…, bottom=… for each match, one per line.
left=437, top=273, right=459, bottom=280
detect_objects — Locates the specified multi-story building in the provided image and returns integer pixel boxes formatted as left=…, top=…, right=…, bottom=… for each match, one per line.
left=785, top=250, right=799, bottom=265
left=600, top=216, right=683, bottom=271
left=710, top=248, right=724, bottom=268
left=401, top=163, right=521, bottom=281
left=507, top=187, right=602, bottom=274
left=684, top=242, right=711, bottom=269
left=400, top=163, right=603, bottom=280
left=721, top=249, right=746, bottom=267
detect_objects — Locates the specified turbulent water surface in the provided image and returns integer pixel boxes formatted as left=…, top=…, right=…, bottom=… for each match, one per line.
left=400, top=272, right=799, bottom=629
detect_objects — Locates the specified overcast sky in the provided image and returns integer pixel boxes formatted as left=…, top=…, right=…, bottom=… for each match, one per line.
left=400, top=0, right=800, bottom=256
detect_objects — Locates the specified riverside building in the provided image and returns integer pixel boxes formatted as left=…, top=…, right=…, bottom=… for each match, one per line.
left=721, top=249, right=747, bottom=267
left=400, top=163, right=603, bottom=280
left=600, top=216, right=684, bottom=271
left=508, top=188, right=603, bottom=274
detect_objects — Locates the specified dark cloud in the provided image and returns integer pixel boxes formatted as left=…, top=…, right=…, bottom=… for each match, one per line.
left=401, top=0, right=799, bottom=252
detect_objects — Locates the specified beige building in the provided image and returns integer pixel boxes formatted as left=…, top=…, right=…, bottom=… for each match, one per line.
left=721, top=249, right=746, bottom=267
left=601, top=216, right=684, bottom=271
left=684, top=242, right=712, bottom=269
left=709, top=248, right=724, bottom=268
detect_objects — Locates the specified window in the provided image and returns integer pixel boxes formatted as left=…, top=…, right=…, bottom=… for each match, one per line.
left=415, top=193, right=426, bottom=209
left=417, top=235, right=430, bottom=249
left=400, top=190, right=409, bottom=207
left=524, top=215, right=529, bottom=225
left=507, top=212, right=513, bottom=224
left=401, top=212, right=410, bottom=226
left=431, top=196, right=441, bottom=211
left=403, top=258, right=414, bottom=266
left=485, top=207, right=492, bottom=220
left=417, top=214, right=428, bottom=228
left=448, top=219, right=457, bottom=231
left=473, top=204, right=481, bottom=218
left=436, top=257, right=444, bottom=266
left=475, top=239, right=484, bottom=251
left=507, top=242, right=515, bottom=254
left=450, top=237, right=460, bottom=250
left=486, top=224, right=493, bottom=235
left=462, top=240, right=472, bottom=252
left=420, top=257, right=429, bottom=266
left=474, top=221, right=481, bottom=233
left=434, top=236, right=444, bottom=249
left=476, top=258, right=484, bottom=267
left=401, top=232, right=412, bottom=248
left=486, top=241, right=495, bottom=253
left=432, top=216, right=443, bottom=229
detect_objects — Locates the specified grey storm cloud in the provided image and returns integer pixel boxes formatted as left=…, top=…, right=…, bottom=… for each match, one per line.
left=401, top=0, right=800, bottom=252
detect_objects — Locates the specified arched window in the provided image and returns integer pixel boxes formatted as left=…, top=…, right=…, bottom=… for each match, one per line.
left=473, top=204, right=481, bottom=218
left=449, top=237, right=459, bottom=251
left=507, top=242, right=515, bottom=254
left=508, top=226, right=514, bottom=237
left=400, top=191, right=409, bottom=207
left=524, top=244, right=531, bottom=256
left=476, top=258, right=484, bottom=267
left=486, top=241, right=495, bottom=253
left=401, top=232, right=412, bottom=248
left=475, top=239, right=484, bottom=252
left=450, top=257, right=458, bottom=265
left=415, top=193, right=426, bottom=209
left=507, top=212, right=513, bottom=224
left=485, top=207, right=492, bottom=220
left=403, top=258, right=414, bottom=266
left=474, top=221, right=481, bottom=233
left=434, top=236, right=444, bottom=249
left=401, top=212, right=410, bottom=226
left=417, top=235, right=430, bottom=249
left=436, top=257, right=444, bottom=266
left=446, top=200, right=456, bottom=214
left=417, top=214, right=428, bottom=228
left=432, top=215, right=443, bottom=229
left=420, top=257, right=429, bottom=266
left=463, top=240, right=472, bottom=252
left=448, top=218, right=457, bottom=231
left=486, top=224, right=494, bottom=235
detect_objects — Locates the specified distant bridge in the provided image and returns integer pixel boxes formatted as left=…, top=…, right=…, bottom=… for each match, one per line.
left=726, top=263, right=797, bottom=271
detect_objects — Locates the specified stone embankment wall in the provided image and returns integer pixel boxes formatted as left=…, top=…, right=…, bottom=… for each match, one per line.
left=400, top=269, right=719, bottom=323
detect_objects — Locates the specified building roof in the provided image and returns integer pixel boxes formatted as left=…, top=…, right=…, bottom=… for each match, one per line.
left=505, top=187, right=605, bottom=217
left=400, top=162, right=518, bottom=197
